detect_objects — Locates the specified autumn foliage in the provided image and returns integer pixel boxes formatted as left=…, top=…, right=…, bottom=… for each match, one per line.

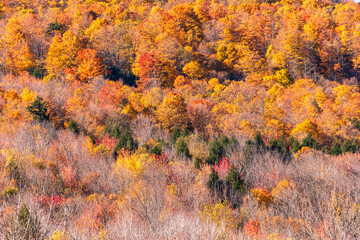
left=0, top=0, right=360, bottom=239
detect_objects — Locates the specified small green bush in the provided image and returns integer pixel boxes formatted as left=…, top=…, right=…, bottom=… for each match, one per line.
left=27, top=96, right=49, bottom=122
left=67, top=119, right=80, bottom=134
left=176, top=138, right=191, bottom=158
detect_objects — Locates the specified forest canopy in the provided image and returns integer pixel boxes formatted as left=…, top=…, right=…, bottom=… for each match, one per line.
left=0, top=0, right=360, bottom=239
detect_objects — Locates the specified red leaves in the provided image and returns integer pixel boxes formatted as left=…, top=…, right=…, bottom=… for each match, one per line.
left=135, top=51, right=162, bottom=89
left=36, top=194, right=65, bottom=208
left=96, top=134, right=117, bottom=150
left=213, top=156, right=230, bottom=179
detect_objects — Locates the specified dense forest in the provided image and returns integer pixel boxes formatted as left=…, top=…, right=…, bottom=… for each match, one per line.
left=0, top=0, right=360, bottom=239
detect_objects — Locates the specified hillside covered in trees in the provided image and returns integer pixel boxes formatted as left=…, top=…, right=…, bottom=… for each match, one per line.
left=1, top=0, right=360, bottom=239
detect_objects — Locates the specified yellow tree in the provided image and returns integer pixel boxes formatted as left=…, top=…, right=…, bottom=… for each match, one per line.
left=156, top=92, right=188, bottom=131
left=162, top=3, right=204, bottom=48
left=46, top=31, right=82, bottom=76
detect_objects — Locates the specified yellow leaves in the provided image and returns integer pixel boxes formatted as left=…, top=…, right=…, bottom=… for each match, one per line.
left=49, top=230, right=67, bottom=240
left=156, top=92, right=188, bottom=131
left=1, top=179, right=18, bottom=198
left=116, top=150, right=151, bottom=178
left=163, top=3, right=204, bottom=47
left=122, top=89, right=143, bottom=115
left=187, top=134, right=209, bottom=163
left=208, top=78, right=219, bottom=89
left=46, top=31, right=82, bottom=75
left=96, top=230, right=108, bottom=240
left=250, top=188, right=272, bottom=206
left=85, top=18, right=108, bottom=42
left=333, top=85, right=357, bottom=105
left=182, top=61, right=205, bottom=79
left=315, top=89, right=326, bottom=107
left=221, top=115, right=256, bottom=139
left=213, top=83, right=226, bottom=94
left=216, top=43, right=237, bottom=67
left=303, top=21, right=318, bottom=42
left=0, top=148, right=17, bottom=168
left=4, top=18, right=25, bottom=42
left=200, top=200, right=236, bottom=230
left=267, top=83, right=285, bottom=102
left=67, top=87, right=87, bottom=113
left=20, top=87, right=36, bottom=105
left=3, top=88, right=36, bottom=121
left=212, top=102, right=236, bottom=115
left=263, top=68, right=293, bottom=88
left=294, top=146, right=314, bottom=161
left=0, top=148, right=32, bottom=178
left=166, top=183, right=177, bottom=196
left=140, top=87, right=163, bottom=110
left=291, top=118, right=319, bottom=140
left=266, top=231, right=291, bottom=240
left=0, top=1, right=4, bottom=18
left=87, top=137, right=109, bottom=156
left=271, top=179, right=294, bottom=201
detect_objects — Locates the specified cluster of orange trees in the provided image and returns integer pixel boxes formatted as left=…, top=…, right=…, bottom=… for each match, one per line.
left=0, top=0, right=360, bottom=239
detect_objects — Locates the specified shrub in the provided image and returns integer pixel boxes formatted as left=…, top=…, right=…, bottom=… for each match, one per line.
left=302, top=134, right=318, bottom=149
left=67, top=118, right=80, bottom=134
left=170, top=127, right=181, bottom=144
left=207, top=168, right=224, bottom=197
left=341, top=139, right=359, bottom=153
left=110, top=125, right=121, bottom=139
left=45, top=21, right=67, bottom=37
left=250, top=188, right=272, bottom=206
left=17, top=204, right=42, bottom=239
left=113, top=130, right=138, bottom=158
left=27, top=96, right=49, bottom=122
left=331, top=142, right=342, bottom=156
left=150, top=145, right=162, bottom=156
left=206, top=138, right=226, bottom=165
left=291, top=138, right=301, bottom=153
left=351, top=117, right=360, bottom=130
left=176, top=138, right=191, bottom=158
left=225, top=166, right=246, bottom=193
left=200, top=200, right=236, bottom=230
left=214, top=157, right=230, bottom=179
left=49, top=230, right=67, bottom=240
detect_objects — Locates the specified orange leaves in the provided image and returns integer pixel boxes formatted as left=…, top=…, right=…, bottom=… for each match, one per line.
left=98, top=81, right=126, bottom=108
left=133, top=51, right=161, bottom=89
left=2, top=18, right=35, bottom=74
left=77, top=202, right=115, bottom=232
left=244, top=219, right=261, bottom=239
left=2, top=88, right=37, bottom=122
left=250, top=187, right=272, bottom=207
left=76, top=48, right=104, bottom=82
left=133, top=51, right=177, bottom=89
